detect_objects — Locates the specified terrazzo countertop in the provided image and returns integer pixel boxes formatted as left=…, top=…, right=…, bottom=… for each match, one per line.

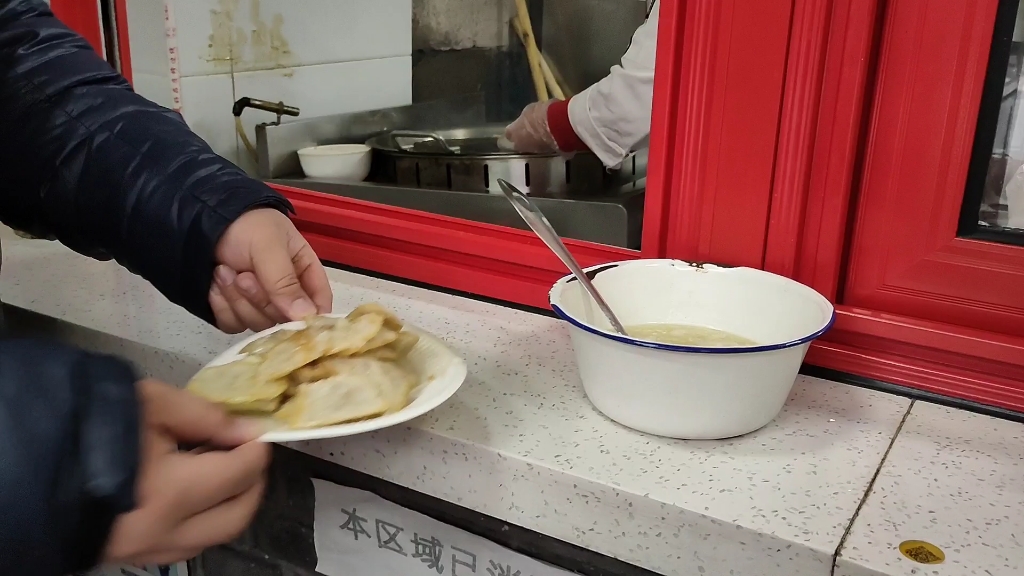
left=1, top=227, right=1020, bottom=576
left=836, top=402, right=1023, bottom=576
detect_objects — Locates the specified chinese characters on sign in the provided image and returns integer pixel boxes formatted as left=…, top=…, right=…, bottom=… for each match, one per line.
left=411, top=533, right=445, bottom=573
left=313, top=481, right=573, bottom=576
left=376, top=519, right=406, bottom=555
left=487, top=561, right=522, bottom=576
left=452, top=547, right=477, bottom=576
left=339, top=507, right=372, bottom=541
left=336, top=507, right=526, bottom=576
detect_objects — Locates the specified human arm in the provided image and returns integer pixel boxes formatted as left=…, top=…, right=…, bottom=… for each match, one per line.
left=505, top=0, right=660, bottom=168
left=0, top=339, right=269, bottom=574
left=0, top=339, right=137, bottom=574
left=0, top=0, right=296, bottom=323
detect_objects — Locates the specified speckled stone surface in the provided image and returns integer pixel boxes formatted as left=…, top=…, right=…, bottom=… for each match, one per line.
left=0, top=227, right=913, bottom=576
left=836, top=401, right=1024, bottom=576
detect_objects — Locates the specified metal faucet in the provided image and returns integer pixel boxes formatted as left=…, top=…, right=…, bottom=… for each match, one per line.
left=232, top=97, right=300, bottom=125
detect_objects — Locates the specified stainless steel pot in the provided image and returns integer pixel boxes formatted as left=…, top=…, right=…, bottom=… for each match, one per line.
left=365, top=125, right=612, bottom=195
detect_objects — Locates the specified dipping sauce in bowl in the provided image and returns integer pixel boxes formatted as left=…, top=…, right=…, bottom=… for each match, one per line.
left=625, top=323, right=758, bottom=347
left=549, top=260, right=835, bottom=439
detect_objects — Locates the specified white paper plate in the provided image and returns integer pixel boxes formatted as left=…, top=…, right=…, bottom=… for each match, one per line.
left=200, top=315, right=468, bottom=443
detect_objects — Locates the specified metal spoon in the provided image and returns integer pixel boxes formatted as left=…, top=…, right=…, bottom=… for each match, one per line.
left=496, top=178, right=628, bottom=335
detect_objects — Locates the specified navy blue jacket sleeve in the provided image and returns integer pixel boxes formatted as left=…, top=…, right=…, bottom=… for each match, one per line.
left=0, top=1, right=303, bottom=572
left=0, top=0, right=293, bottom=324
left=0, top=339, right=139, bottom=575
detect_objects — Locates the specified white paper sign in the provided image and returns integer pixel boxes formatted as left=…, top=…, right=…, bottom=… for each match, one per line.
left=313, top=479, right=575, bottom=576
left=88, top=563, right=187, bottom=576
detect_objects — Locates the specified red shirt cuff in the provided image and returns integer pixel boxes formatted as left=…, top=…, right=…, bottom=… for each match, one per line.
left=547, top=98, right=590, bottom=153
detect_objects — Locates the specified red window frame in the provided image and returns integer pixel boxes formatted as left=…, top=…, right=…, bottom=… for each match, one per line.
left=273, top=0, right=797, bottom=310
left=51, top=0, right=133, bottom=84
left=768, top=0, right=1024, bottom=411
left=114, top=0, right=133, bottom=84
left=845, top=0, right=1024, bottom=337
left=50, top=0, right=103, bottom=55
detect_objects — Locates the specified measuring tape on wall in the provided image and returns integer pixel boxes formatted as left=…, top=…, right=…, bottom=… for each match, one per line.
left=163, top=0, right=182, bottom=113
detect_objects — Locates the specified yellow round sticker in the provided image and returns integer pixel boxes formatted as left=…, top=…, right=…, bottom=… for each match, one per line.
left=899, top=540, right=945, bottom=564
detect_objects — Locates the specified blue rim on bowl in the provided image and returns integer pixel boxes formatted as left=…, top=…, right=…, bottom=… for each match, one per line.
left=548, top=260, right=837, bottom=355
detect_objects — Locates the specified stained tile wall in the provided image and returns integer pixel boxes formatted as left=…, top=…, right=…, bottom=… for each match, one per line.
left=125, top=0, right=413, bottom=172
left=125, top=0, right=176, bottom=110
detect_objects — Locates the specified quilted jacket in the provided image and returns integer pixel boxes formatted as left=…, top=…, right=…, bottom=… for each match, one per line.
left=0, top=1, right=291, bottom=573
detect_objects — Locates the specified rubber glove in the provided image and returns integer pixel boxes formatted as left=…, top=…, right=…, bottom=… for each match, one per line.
left=504, top=100, right=560, bottom=154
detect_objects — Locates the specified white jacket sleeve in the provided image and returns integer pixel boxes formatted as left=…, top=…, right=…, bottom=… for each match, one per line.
left=567, top=0, right=659, bottom=168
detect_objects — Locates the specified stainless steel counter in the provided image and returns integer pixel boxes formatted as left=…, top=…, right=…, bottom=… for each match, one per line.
left=256, top=97, right=645, bottom=249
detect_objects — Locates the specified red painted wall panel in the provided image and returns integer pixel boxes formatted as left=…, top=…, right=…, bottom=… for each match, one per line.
left=51, top=0, right=104, bottom=57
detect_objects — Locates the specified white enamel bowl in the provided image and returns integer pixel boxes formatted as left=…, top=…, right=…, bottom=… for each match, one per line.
left=549, top=260, right=835, bottom=439
left=297, top=144, right=372, bottom=180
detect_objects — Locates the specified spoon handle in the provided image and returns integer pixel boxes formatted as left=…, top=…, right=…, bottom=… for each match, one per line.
left=497, top=179, right=628, bottom=335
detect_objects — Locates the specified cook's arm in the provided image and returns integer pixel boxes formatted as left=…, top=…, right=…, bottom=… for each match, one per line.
left=547, top=0, right=659, bottom=168
left=0, top=0, right=291, bottom=324
left=0, top=339, right=140, bottom=575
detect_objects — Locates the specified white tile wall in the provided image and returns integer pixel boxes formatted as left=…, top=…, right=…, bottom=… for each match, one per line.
left=123, top=0, right=413, bottom=173
left=133, top=72, right=175, bottom=109
left=125, top=0, right=174, bottom=106
left=230, top=56, right=412, bottom=171
left=178, top=72, right=236, bottom=161
left=125, top=0, right=169, bottom=76
left=175, top=0, right=412, bottom=77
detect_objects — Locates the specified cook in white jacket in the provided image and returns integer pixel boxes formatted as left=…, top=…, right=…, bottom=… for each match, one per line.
left=504, top=0, right=659, bottom=168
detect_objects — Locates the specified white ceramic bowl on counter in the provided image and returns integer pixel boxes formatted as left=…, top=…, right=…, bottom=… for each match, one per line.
left=297, top=144, right=372, bottom=180
left=549, top=259, right=835, bottom=440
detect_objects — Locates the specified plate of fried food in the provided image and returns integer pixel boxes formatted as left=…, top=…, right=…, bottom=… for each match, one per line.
left=186, top=303, right=468, bottom=442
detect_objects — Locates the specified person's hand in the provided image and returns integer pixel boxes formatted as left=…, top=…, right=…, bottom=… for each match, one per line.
left=102, top=380, right=271, bottom=566
left=505, top=100, right=559, bottom=154
left=210, top=208, right=333, bottom=333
